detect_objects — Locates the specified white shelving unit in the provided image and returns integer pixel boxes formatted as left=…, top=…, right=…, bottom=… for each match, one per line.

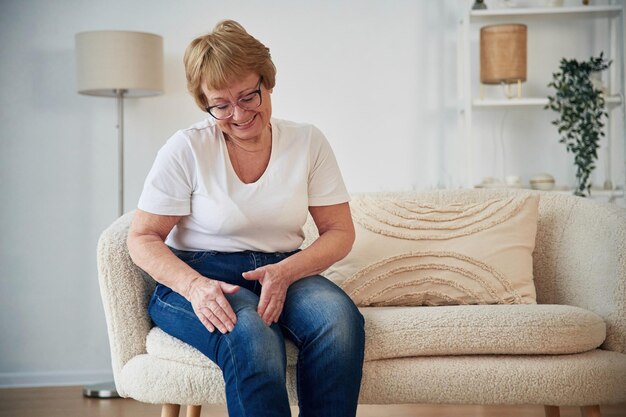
left=469, top=4, right=622, bottom=16
left=457, top=1, right=626, bottom=202
left=472, top=95, right=622, bottom=109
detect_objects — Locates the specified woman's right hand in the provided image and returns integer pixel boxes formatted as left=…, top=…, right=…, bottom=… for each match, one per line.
left=127, top=210, right=240, bottom=334
left=187, top=277, right=240, bottom=334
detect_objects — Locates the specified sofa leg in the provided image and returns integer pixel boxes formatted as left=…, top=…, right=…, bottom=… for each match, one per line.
left=581, top=405, right=601, bottom=417
left=161, top=404, right=181, bottom=417
left=186, top=405, right=202, bottom=417
left=544, top=405, right=560, bottom=417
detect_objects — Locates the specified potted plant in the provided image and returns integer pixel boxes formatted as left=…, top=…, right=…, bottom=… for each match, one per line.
left=545, top=53, right=611, bottom=197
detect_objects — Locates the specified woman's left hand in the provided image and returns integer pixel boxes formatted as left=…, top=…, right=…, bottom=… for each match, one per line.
left=242, top=263, right=292, bottom=326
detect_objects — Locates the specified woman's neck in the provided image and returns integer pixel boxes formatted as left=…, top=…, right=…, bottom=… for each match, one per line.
left=225, top=123, right=273, bottom=184
left=225, top=123, right=272, bottom=153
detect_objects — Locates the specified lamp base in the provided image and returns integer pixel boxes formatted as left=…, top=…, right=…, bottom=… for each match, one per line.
left=83, top=381, right=120, bottom=398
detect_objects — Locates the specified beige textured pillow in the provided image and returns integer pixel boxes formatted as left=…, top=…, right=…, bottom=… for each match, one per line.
left=330, top=194, right=539, bottom=306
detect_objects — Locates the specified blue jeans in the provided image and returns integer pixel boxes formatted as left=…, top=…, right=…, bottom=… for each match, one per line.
left=148, top=248, right=365, bottom=417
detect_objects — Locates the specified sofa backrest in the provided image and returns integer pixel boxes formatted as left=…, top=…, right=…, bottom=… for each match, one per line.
left=303, top=189, right=626, bottom=353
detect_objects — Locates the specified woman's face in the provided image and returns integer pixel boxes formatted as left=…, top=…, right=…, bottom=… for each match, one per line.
left=202, top=72, right=273, bottom=142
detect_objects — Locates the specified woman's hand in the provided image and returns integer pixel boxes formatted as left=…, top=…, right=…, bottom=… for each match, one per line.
left=243, top=264, right=292, bottom=326
left=187, top=277, right=240, bottom=334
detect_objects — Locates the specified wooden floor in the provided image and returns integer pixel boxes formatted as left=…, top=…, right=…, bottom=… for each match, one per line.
left=0, top=386, right=625, bottom=417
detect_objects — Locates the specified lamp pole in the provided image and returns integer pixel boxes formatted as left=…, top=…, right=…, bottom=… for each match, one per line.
left=82, top=91, right=126, bottom=400
left=116, top=89, right=126, bottom=217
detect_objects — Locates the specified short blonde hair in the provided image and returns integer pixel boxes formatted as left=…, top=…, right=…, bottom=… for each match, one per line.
left=183, top=20, right=277, bottom=111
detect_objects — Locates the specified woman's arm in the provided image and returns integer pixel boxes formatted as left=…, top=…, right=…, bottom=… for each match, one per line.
left=242, top=202, right=355, bottom=324
left=127, top=209, right=239, bottom=333
left=127, top=210, right=196, bottom=296
left=283, top=202, right=355, bottom=279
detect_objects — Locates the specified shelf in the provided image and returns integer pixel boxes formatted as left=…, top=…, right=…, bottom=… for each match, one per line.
left=469, top=5, right=622, bottom=19
left=474, top=184, right=624, bottom=199
left=459, top=0, right=625, bottom=200
left=471, top=95, right=622, bottom=109
left=550, top=188, right=624, bottom=198
left=472, top=97, right=549, bottom=108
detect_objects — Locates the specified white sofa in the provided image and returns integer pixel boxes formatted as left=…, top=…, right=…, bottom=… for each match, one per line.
left=97, top=189, right=626, bottom=417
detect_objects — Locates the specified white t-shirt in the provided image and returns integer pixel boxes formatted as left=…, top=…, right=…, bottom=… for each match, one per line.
left=137, top=117, right=350, bottom=252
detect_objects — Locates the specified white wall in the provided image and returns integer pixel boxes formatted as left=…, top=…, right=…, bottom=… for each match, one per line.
left=0, top=0, right=460, bottom=387
left=0, top=0, right=621, bottom=387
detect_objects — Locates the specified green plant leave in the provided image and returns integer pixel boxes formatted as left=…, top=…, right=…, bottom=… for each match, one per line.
left=545, top=52, right=611, bottom=197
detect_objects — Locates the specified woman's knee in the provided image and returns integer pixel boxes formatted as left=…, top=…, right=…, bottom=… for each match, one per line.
left=284, top=276, right=365, bottom=352
left=219, top=305, right=287, bottom=375
left=324, top=296, right=365, bottom=355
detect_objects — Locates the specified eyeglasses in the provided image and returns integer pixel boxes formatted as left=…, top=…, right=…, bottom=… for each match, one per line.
left=206, top=78, right=263, bottom=120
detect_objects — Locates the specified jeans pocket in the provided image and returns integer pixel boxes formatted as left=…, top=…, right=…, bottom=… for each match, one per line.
left=150, top=285, right=198, bottom=322
left=169, top=247, right=219, bottom=265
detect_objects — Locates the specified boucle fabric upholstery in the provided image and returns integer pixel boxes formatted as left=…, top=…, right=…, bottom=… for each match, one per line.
left=147, top=304, right=605, bottom=366
left=146, top=327, right=300, bottom=368
left=97, top=189, right=626, bottom=406
left=119, top=350, right=626, bottom=406
left=332, top=194, right=539, bottom=306
left=358, top=350, right=626, bottom=406
left=97, top=210, right=154, bottom=395
left=359, top=304, right=605, bottom=357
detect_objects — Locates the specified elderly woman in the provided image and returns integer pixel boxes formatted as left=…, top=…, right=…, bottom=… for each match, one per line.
left=127, top=20, right=365, bottom=417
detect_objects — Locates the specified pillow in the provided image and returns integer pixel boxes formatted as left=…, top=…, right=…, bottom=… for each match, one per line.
left=329, top=194, right=539, bottom=306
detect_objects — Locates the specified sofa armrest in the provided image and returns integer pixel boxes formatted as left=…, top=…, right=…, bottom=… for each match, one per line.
left=96, top=211, right=155, bottom=396
left=533, top=194, right=626, bottom=354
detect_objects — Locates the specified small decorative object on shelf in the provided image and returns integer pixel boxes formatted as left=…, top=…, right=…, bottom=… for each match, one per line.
left=582, top=0, right=590, bottom=5
left=472, top=0, right=487, bottom=10
left=505, top=175, right=522, bottom=187
left=590, top=70, right=608, bottom=95
left=480, top=24, right=527, bottom=99
left=529, top=173, right=556, bottom=191
left=546, top=52, right=612, bottom=197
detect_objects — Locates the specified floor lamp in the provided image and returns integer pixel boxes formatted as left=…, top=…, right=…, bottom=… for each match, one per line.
left=75, top=30, right=164, bottom=397
left=75, top=30, right=164, bottom=216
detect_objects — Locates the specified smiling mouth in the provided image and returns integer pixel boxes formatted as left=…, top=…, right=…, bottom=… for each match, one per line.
left=234, top=114, right=256, bottom=127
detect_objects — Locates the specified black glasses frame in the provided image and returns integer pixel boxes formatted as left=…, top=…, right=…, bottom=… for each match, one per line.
left=205, top=78, right=263, bottom=120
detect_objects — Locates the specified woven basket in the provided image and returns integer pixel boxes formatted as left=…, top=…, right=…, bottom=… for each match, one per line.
left=480, top=24, right=527, bottom=85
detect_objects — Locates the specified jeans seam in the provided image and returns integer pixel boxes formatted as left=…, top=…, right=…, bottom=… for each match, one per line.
left=278, top=323, right=303, bottom=345
left=169, top=248, right=218, bottom=265
left=186, top=251, right=217, bottom=265
left=252, top=252, right=260, bottom=269
left=223, top=335, right=247, bottom=417
left=154, top=295, right=197, bottom=320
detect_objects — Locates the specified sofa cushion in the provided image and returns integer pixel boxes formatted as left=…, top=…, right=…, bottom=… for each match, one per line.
left=145, top=304, right=605, bottom=368
left=330, top=194, right=539, bottom=306
left=146, top=327, right=300, bottom=369
left=361, top=304, right=605, bottom=359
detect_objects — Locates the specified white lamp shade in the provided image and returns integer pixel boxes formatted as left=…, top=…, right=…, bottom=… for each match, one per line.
left=75, top=30, right=163, bottom=97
